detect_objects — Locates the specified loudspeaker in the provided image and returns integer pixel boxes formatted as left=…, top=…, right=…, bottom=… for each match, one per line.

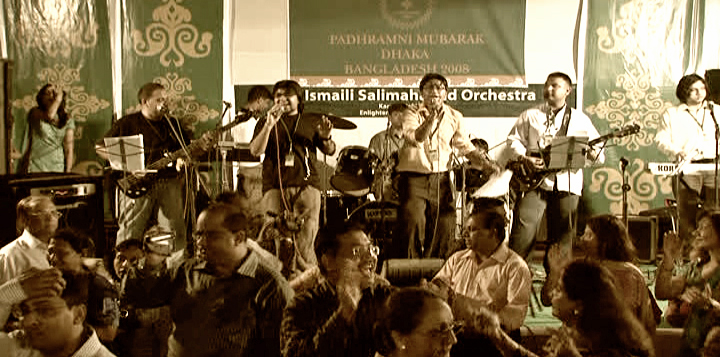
left=0, top=173, right=106, bottom=257
left=706, top=69, right=720, bottom=103
left=617, top=215, right=658, bottom=263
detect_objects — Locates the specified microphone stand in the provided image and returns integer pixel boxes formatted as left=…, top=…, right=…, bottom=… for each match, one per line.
left=620, top=157, right=630, bottom=228
left=710, top=102, right=719, bottom=208
left=217, top=103, right=232, bottom=193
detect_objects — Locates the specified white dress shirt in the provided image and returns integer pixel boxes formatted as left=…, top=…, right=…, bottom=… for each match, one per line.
left=434, top=244, right=531, bottom=331
left=397, top=103, right=476, bottom=173
left=506, top=104, right=605, bottom=195
left=0, top=230, right=50, bottom=285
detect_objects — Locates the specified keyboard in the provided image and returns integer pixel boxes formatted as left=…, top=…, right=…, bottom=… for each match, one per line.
left=648, top=162, right=717, bottom=175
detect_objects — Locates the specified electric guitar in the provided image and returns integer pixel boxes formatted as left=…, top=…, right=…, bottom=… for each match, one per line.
left=507, top=123, right=640, bottom=192
left=116, top=117, right=246, bottom=199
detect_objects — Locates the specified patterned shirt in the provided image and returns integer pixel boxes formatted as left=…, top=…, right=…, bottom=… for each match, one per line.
left=168, top=250, right=294, bottom=357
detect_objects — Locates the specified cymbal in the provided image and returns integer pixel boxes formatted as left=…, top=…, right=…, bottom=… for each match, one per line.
left=304, top=112, right=357, bottom=130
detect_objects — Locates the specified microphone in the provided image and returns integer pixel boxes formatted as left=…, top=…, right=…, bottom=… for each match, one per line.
left=619, top=157, right=629, bottom=171
left=223, top=100, right=232, bottom=108
left=234, top=108, right=255, bottom=123
left=708, top=100, right=716, bottom=110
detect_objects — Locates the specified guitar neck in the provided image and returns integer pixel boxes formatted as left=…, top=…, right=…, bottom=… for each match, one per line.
left=143, top=120, right=240, bottom=171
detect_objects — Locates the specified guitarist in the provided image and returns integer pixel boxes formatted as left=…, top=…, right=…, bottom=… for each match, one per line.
left=96, top=82, right=213, bottom=252
left=506, top=72, right=604, bottom=267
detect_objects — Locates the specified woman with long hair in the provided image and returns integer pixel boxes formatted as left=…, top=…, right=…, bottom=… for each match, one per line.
left=18, top=83, right=75, bottom=173
left=543, top=214, right=657, bottom=335
left=656, top=210, right=720, bottom=356
left=545, top=259, right=655, bottom=357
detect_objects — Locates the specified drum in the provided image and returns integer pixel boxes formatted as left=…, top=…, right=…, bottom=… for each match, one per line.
left=348, top=201, right=399, bottom=269
left=321, top=190, right=365, bottom=227
left=452, top=163, right=491, bottom=191
left=331, top=146, right=378, bottom=196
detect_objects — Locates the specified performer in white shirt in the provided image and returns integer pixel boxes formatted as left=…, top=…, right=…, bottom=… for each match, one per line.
left=656, top=73, right=717, bottom=242
left=506, top=72, right=604, bottom=268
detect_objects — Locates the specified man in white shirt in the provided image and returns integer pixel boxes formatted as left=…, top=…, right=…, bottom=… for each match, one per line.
left=655, top=74, right=716, bottom=241
left=0, top=195, right=58, bottom=285
left=396, top=73, right=497, bottom=259
left=431, top=208, right=531, bottom=333
left=0, top=268, right=115, bottom=356
left=506, top=72, right=604, bottom=266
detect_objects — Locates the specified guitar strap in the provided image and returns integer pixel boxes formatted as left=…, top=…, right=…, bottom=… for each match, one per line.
left=556, top=106, right=572, bottom=137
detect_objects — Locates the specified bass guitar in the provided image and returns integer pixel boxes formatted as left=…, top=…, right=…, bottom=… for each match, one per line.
left=116, top=116, right=247, bottom=199
left=507, top=123, right=640, bottom=192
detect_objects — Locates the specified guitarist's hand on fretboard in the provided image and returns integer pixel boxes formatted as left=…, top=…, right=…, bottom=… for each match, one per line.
left=521, top=155, right=545, bottom=170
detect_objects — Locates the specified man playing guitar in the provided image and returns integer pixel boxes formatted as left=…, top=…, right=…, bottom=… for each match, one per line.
left=96, top=82, right=213, bottom=252
left=506, top=72, right=604, bottom=267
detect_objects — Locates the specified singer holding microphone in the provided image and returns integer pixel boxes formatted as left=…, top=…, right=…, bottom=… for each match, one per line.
left=395, top=73, right=498, bottom=259
left=656, top=73, right=718, bottom=243
left=250, top=80, right=335, bottom=272
left=96, top=82, right=213, bottom=250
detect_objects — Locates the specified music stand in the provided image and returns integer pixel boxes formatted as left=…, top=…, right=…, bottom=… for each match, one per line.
left=546, top=136, right=589, bottom=171
left=103, top=135, right=149, bottom=173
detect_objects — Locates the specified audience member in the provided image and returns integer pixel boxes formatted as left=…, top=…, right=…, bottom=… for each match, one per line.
left=662, top=233, right=709, bottom=327
left=108, top=239, right=144, bottom=284
left=544, top=259, right=654, bottom=357
left=120, top=202, right=293, bottom=356
left=656, top=210, right=720, bottom=356
left=543, top=214, right=657, bottom=334
left=48, top=229, right=120, bottom=344
left=281, top=220, right=393, bottom=357
left=119, top=225, right=174, bottom=357
left=374, top=287, right=457, bottom=357
left=703, top=326, right=720, bottom=357
left=0, top=268, right=115, bottom=356
left=214, top=191, right=283, bottom=272
left=431, top=208, right=531, bottom=332
left=0, top=195, right=58, bottom=285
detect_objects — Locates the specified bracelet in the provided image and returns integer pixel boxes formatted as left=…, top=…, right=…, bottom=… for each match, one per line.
left=320, top=135, right=332, bottom=141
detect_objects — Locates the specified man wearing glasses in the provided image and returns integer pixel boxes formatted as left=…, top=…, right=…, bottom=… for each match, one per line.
left=0, top=268, right=116, bottom=356
left=429, top=208, right=531, bottom=344
left=395, top=73, right=498, bottom=260
left=0, top=195, right=60, bottom=285
left=121, top=202, right=294, bottom=356
left=281, top=221, right=393, bottom=357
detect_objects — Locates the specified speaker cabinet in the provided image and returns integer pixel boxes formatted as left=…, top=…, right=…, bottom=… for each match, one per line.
left=0, top=173, right=106, bottom=257
left=617, top=215, right=658, bottom=263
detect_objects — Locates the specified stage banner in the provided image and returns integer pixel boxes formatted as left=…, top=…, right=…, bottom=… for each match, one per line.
left=121, top=0, right=222, bottom=135
left=236, top=84, right=572, bottom=118
left=289, top=0, right=526, bottom=87
left=4, top=0, right=112, bottom=171
left=582, top=0, right=695, bottom=216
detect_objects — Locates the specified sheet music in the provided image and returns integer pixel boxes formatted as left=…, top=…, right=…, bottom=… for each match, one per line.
left=547, top=136, right=588, bottom=170
left=104, top=135, right=146, bottom=173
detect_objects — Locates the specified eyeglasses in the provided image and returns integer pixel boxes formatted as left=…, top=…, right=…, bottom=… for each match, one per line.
left=422, top=84, right=446, bottom=92
left=351, top=245, right=380, bottom=259
left=420, top=321, right=462, bottom=339
left=31, top=210, right=62, bottom=218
